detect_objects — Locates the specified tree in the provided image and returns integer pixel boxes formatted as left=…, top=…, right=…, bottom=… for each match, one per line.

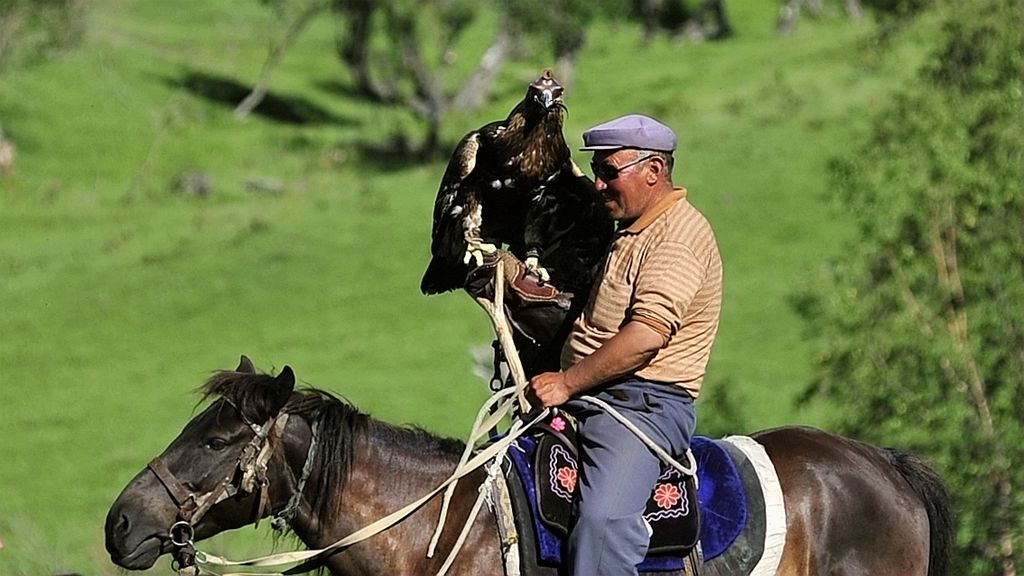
left=633, top=0, right=734, bottom=42
left=795, top=1, right=1023, bottom=574
left=328, top=0, right=598, bottom=158
left=500, top=0, right=599, bottom=89
left=776, top=0, right=862, bottom=36
left=331, top=0, right=487, bottom=157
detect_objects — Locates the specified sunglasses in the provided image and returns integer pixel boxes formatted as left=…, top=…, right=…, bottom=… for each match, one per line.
left=590, top=153, right=654, bottom=182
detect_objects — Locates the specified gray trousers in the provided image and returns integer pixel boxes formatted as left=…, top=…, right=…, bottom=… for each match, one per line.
left=563, top=379, right=696, bottom=576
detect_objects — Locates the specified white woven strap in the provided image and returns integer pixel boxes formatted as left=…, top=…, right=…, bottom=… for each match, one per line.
left=434, top=457, right=506, bottom=576
left=575, top=394, right=697, bottom=482
left=427, top=386, right=517, bottom=556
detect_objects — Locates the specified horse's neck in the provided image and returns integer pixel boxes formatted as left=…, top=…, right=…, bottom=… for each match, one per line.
left=342, top=429, right=461, bottom=527
left=287, top=422, right=465, bottom=575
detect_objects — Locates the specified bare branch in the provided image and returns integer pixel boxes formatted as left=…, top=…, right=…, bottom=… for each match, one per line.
left=930, top=199, right=1016, bottom=572
left=928, top=199, right=994, bottom=432
left=235, top=2, right=327, bottom=119
left=453, top=17, right=517, bottom=109
left=336, top=0, right=400, bottom=103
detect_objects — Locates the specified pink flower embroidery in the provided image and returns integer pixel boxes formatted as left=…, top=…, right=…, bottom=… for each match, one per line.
left=556, top=466, right=577, bottom=492
left=653, top=483, right=682, bottom=509
left=550, top=416, right=566, bottom=432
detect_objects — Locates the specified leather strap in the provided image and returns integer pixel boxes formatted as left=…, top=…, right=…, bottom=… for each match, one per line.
left=149, top=458, right=195, bottom=514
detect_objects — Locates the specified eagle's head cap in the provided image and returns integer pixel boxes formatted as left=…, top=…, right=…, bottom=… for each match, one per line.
left=528, top=69, right=564, bottom=111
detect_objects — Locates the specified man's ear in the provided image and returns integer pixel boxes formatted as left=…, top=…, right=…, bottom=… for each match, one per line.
left=645, top=154, right=666, bottom=184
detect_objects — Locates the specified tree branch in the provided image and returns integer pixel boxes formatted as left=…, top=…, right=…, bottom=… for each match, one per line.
left=452, top=16, right=516, bottom=109
left=235, top=3, right=327, bottom=119
left=930, top=199, right=1016, bottom=574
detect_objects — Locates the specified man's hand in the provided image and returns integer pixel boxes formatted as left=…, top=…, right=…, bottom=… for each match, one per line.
left=528, top=371, right=575, bottom=408
left=528, top=321, right=666, bottom=409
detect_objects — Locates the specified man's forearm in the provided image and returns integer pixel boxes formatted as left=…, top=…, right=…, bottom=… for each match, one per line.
left=563, top=320, right=666, bottom=395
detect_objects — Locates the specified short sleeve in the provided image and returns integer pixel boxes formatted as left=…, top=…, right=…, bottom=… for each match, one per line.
left=629, top=241, right=705, bottom=338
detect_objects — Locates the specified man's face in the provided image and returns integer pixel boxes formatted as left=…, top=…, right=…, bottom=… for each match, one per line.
left=590, top=149, right=654, bottom=221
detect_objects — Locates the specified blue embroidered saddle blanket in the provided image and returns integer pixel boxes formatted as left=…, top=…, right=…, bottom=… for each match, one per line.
left=507, top=432, right=748, bottom=572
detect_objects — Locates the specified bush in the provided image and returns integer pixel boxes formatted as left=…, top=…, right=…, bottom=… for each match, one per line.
left=798, top=1, right=1024, bottom=574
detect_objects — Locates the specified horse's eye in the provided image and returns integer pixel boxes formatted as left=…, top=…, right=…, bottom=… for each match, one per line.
left=204, top=438, right=228, bottom=451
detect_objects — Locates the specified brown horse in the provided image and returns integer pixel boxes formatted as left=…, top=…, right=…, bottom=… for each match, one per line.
left=105, top=358, right=953, bottom=576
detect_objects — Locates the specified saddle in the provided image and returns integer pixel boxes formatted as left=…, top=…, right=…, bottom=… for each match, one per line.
left=502, top=413, right=751, bottom=572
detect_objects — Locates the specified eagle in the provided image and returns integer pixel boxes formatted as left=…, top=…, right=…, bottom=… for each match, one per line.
left=420, top=70, right=613, bottom=297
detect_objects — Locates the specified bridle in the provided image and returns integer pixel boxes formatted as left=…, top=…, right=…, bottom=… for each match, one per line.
left=146, top=398, right=293, bottom=574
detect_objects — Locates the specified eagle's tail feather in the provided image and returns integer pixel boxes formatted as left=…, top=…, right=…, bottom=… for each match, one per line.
left=420, top=257, right=458, bottom=295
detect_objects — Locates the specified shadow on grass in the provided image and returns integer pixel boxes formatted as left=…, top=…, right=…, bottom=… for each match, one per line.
left=347, top=133, right=452, bottom=170
left=173, top=71, right=354, bottom=126
left=316, top=79, right=381, bottom=102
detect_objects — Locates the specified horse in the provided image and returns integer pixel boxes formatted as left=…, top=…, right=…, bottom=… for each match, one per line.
left=105, top=358, right=953, bottom=576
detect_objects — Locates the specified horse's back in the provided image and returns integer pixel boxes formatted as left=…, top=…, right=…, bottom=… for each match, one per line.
left=753, top=426, right=936, bottom=576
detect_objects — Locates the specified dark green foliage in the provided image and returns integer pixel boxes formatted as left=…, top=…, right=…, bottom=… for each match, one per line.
left=798, top=1, right=1024, bottom=573
left=499, top=0, right=599, bottom=58
left=862, top=0, right=934, bottom=19
left=0, top=0, right=85, bottom=68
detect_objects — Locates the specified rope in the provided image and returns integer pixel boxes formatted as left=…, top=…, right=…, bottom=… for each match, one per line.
left=272, top=419, right=319, bottom=532
left=434, top=458, right=505, bottom=576
left=575, top=395, right=698, bottom=484
left=427, top=387, right=516, bottom=556
left=428, top=258, right=537, bottom=559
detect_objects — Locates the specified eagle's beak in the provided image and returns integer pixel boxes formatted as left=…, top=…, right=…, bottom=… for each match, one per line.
left=538, top=89, right=555, bottom=108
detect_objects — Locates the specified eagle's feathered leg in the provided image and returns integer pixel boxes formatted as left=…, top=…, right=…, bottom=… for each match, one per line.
left=462, top=204, right=498, bottom=267
left=521, top=166, right=576, bottom=285
left=522, top=160, right=592, bottom=285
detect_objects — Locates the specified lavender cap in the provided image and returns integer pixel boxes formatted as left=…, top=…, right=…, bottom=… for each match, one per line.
left=580, top=114, right=677, bottom=152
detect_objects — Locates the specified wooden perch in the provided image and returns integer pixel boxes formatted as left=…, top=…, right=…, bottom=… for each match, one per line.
left=473, top=259, right=532, bottom=414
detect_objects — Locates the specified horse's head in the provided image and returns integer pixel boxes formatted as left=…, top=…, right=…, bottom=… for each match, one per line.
left=104, top=356, right=296, bottom=571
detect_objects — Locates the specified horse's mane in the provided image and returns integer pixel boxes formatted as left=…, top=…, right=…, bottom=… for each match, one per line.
left=198, top=368, right=465, bottom=528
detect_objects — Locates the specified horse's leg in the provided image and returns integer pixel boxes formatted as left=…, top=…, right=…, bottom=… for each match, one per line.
left=756, top=427, right=931, bottom=576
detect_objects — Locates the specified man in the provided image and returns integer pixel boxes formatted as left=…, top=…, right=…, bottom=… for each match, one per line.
left=527, top=114, right=723, bottom=575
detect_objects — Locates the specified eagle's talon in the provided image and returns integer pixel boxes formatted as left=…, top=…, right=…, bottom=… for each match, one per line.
left=464, top=240, right=498, bottom=267
left=524, top=256, right=551, bottom=284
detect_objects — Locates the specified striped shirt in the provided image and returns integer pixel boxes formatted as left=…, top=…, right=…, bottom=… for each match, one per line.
left=561, top=188, right=722, bottom=397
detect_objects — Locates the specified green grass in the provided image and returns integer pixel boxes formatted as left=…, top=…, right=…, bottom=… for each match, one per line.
left=0, top=1, right=935, bottom=573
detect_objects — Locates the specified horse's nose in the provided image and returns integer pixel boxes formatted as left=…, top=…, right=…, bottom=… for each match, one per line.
left=104, top=500, right=135, bottom=547
left=114, top=512, right=131, bottom=536
left=104, top=504, right=129, bottom=541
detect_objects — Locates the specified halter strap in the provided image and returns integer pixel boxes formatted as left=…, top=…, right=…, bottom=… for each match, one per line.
left=148, top=399, right=291, bottom=573
left=148, top=457, right=196, bottom=514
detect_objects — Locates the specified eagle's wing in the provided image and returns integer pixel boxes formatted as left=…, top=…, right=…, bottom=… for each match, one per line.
left=430, top=132, right=479, bottom=250
left=421, top=132, right=488, bottom=294
left=522, top=161, right=613, bottom=294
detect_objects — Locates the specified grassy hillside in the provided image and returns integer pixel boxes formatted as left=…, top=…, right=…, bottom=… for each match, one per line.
left=0, top=1, right=933, bottom=573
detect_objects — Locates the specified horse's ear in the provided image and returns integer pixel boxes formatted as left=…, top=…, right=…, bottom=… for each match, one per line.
left=269, top=365, right=296, bottom=412
left=236, top=355, right=256, bottom=374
